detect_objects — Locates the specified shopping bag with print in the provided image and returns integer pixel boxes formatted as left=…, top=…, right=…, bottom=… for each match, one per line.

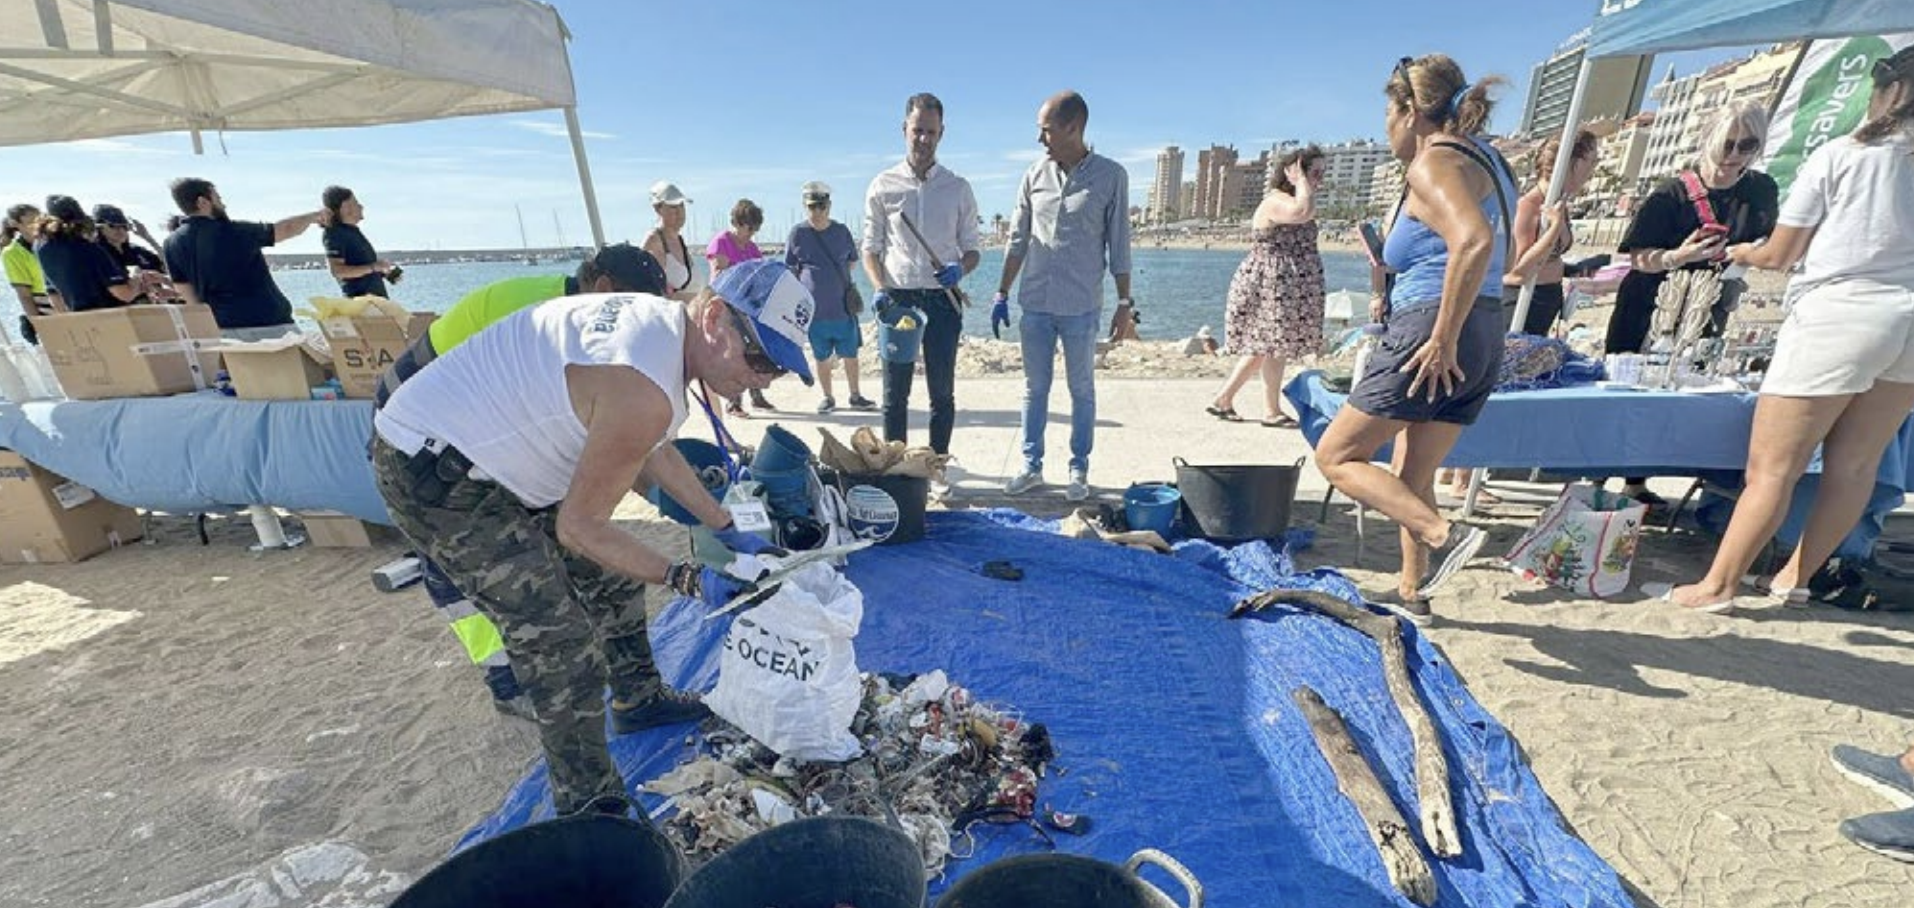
left=1503, top=483, right=1647, bottom=598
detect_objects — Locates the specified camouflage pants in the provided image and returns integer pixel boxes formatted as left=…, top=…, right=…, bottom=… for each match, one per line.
left=371, top=437, right=662, bottom=815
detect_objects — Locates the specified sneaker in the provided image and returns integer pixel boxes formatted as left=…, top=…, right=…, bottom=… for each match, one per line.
left=492, top=695, right=537, bottom=721
left=940, top=458, right=969, bottom=483
left=1372, top=590, right=1433, bottom=627
left=610, top=688, right=710, bottom=735
left=1005, top=469, right=1043, bottom=495
left=1838, top=808, right=1914, bottom=863
left=1065, top=469, right=1090, bottom=502
left=1417, top=522, right=1486, bottom=598
left=816, top=396, right=836, bottom=414
left=1832, top=745, right=1914, bottom=808
left=847, top=394, right=877, bottom=410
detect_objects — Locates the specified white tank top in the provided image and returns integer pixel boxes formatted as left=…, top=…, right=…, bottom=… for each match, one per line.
left=375, top=293, right=689, bottom=508
left=655, top=231, right=702, bottom=295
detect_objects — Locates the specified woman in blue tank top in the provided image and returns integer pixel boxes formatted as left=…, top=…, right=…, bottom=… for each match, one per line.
left=1314, top=54, right=1517, bottom=624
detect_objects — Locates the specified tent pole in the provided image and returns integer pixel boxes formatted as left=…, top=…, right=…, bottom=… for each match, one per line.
left=1509, top=56, right=1595, bottom=334
left=564, top=106, right=606, bottom=249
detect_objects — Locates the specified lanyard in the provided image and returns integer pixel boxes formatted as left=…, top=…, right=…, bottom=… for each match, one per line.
left=689, top=380, right=746, bottom=482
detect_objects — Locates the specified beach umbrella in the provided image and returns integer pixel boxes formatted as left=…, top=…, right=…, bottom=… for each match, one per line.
left=0, top=0, right=609, bottom=246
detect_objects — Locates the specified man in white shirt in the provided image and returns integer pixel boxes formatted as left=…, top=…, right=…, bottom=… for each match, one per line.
left=370, top=259, right=814, bottom=817
left=862, top=92, right=982, bottom=456
left=993, top=90, right=1133, bottom=501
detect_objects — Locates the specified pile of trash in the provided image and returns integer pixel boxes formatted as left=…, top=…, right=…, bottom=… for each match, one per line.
left=645, top=670, right=1065, bottom=876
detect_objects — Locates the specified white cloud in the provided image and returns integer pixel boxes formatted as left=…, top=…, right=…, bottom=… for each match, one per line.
left=67, top=138, right=178, bottom=156
left=509, top=119, right=614, bottom=140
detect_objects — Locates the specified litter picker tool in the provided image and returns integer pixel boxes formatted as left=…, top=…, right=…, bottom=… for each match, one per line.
left=895, top=207, right=967, bottom=309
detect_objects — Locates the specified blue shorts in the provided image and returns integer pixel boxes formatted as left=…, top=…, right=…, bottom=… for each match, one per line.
left=809, top=318, right=861, bottom=360
left=1349, top=298, right=1505, bottom=425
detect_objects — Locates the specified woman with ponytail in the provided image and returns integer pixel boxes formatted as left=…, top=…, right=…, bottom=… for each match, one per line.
left=33, top=195, right=139, bottom=312
left=1313, top=54, right=1518, bottom=623
left=1668, top=48, right=1914, bottom=615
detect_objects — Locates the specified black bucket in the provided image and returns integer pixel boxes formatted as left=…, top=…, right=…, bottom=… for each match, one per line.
left=1173, top=456, right=1306, bottom=543
left=389, top=813, right=684, bottom=908
left=937, top=850, right=1202, bottom=908
left=661, top=816, right=925, bottom=908
left=837, top=472, right=929, bottom=545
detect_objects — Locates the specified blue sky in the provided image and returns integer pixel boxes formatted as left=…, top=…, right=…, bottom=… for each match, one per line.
left=0, top=0, right=1747, bottom=252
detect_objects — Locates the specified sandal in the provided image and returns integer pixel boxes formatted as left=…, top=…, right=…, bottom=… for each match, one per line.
left=1261, top=414, right=1299, bottom=429
left=725, top=402, right=749, bottom=419
left=1205, top=404, right=1242, bottom=422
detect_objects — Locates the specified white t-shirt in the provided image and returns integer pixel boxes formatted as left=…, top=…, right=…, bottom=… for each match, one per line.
left=1778, top=132, right=1914, bottom=295
left=375, top=293, right=688, bottom=508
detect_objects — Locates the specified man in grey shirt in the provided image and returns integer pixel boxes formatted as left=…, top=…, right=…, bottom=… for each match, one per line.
left=994, top=90, right=1133, bottom=501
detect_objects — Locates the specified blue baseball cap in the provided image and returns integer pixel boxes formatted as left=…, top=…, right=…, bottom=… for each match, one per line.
left=709, top=259, right=816, bottom=385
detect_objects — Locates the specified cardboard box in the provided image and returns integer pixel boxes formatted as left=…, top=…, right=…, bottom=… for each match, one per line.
left=319, top=311, right=436, bottom=399
left=298, top=510, right=372, bottom=548
left=0, top=451, right=144, bottom=563
left=218, top=336, right=333, bottom=401
left=31, top=305, right=223, bottom=400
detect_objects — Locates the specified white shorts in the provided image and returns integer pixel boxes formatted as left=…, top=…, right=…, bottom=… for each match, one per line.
left=1763, top=279, right=1914, bottom=396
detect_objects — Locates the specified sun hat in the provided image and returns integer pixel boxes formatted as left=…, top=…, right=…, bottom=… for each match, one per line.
left=709, top=259, right=817, bottom=385
left=649, top=181, right=691, bottom=206
left=800, top=181, right=832, bottom=204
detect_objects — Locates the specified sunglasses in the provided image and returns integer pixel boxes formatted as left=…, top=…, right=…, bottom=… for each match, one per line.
left=1721, top=137, right=1761, bottom=156
left=1394, top=56, right=1419, bottom=108
left=1875, top=58, right=1896, bottom=83
left=727, top=308, right=787, bottom=377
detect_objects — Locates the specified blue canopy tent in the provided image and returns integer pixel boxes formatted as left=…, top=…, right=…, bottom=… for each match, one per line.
left=1509, top=0, right=1914, bottom=330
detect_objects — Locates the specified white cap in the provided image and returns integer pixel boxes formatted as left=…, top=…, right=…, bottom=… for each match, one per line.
left=649, top=181, right=691, bottom=206
left=800, top=180, right=832, bottom=200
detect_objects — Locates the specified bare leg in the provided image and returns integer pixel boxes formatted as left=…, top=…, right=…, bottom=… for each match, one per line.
left=1260, top=354, right=1289, bottom=421
left=843, top=355, right=863, bottom=399
left=1390, top=432, right=1432, bottom=599
left=1669, top=393, right=1850, bottom=608
left=1213, top=354, right=1263, bottom=411
left=1316, top=408, right=1458, bottom=548
left=1773, top=380, right=1914, bottom=589
left=816, top=356, right=837, bottom=401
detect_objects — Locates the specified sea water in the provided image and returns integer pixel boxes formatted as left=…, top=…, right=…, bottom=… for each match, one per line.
left=0, top=248, right=1375, bottom=348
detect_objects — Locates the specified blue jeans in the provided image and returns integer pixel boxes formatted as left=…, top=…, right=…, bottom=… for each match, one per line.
left=1018, top=309, right=1099, bottom=473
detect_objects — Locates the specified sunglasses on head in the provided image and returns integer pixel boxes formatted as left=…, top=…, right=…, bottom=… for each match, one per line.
left=1722, top=137, right=1761, bottom=156
left=1394, top=56, right=1419, bottom=108
left=726, top=307, right=787, bottom=377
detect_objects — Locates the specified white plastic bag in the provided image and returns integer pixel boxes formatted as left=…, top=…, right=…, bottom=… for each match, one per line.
left=1503, top=483, right=1646, bottom=598
left=704, top=560, right=864, bottom=761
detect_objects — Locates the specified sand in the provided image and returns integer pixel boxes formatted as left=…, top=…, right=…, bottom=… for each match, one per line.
left=4, top=335, right=1911, bottom=906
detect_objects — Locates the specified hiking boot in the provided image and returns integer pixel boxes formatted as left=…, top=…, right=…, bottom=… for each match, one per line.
left=1417, top=522, right=1486, bottom=598
left=816, top=396, right=836, bottom=414
left=492, top=695, right=537, bottom=722
left=1832, top=745, right=1914, bottom=808
left=1005, top=469, right=1043, bottom=495
left=848, top=394, right=877, bottom=410
left=1839, top=808, right=1914, bottom=863
left=610, top=688, right=710, bottom=735
left=1065, top=469, right=1090, bottom=502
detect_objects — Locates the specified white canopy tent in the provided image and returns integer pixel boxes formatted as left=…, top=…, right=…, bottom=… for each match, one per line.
left=0, top=0, right=607, bottom=246
left=1512, top=0, right=1914, bottom=330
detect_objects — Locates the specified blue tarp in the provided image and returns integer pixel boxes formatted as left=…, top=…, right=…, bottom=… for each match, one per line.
left=456, top=510, right=1631, bottom=907
left=1587, top=0, right=1914, bottom=59
left=0, top=395, right=389, bottom=523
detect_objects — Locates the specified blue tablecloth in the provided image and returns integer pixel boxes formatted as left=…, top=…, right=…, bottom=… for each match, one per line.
left=0, top=393, right=390, bottom=524
left=1284, top=371, right=1914, bottom=560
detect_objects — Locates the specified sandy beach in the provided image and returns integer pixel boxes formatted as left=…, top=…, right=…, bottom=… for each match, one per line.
left=4, top=341, right=1911, bottom=907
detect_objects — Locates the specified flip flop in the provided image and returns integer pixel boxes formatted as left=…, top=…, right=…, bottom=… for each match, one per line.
left=1205, top=405, right=1242, bottom=422
left=1261, top=414, right=1299, bottom=428
left=1643, top=582, right=1737, bottom=615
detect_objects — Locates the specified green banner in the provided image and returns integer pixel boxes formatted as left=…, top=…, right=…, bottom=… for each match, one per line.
left=1764, top=34, right=1910, bottom=195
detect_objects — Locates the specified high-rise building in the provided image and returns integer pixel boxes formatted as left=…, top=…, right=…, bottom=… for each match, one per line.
left=1146, top=145, right=1185, bottom=224
left=1586, top=111, right=1654, bottom=214
left=1638, top=42, right=1804, bottom=190
left=1317, top=140, right=1395, bottom=218
left=1227, top=156, right=1270, bottom=219
left=1178, top=180, right=1196, bottom=220
left=1367, top=159, right=1405, bottom=218
left=1193, top=145, right=1238, bottom=221
left=1640, top=64, right=1704, bottom=186
left=1520, top=30, right=1655, bottom=139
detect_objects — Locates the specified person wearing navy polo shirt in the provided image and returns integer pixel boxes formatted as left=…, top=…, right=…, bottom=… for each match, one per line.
left=34, top=195, right=140, bottom=312
left=320, top=185, right=395, bottom=299
left=162, top=177, right=324, bottom=340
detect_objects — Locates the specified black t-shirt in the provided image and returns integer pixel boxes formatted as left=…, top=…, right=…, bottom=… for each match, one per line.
left=35, top=234, right=129, bottom=312
left=163, top=216, right=293, bottom=329
left=1614, top=171, right=1779, bottom=319
left=97, top=237, right=165, bottom=274
left=322, top=222, right=389, bottom=298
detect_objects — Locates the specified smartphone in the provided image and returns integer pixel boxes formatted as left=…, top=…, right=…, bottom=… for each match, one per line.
left=1699, top=223, right=1730, bottom=238
left=1357, top=222, right=1386, bottom=267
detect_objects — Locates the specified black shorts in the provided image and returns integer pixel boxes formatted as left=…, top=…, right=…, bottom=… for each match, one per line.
left=1351, top=298, right=1505, bottom=425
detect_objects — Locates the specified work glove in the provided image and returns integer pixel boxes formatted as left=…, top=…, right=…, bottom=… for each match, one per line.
left=695, top=567, right=745, bottom=609
left=990, top=292, right=1011, bottom=339
left=872, top=289, right=894, bottom=315
left=711, top=526, right=781, bottom=556
left=935, top=263, right=963, bottom=288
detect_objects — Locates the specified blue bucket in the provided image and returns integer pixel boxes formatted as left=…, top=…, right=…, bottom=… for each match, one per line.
left=752, top=424, right=812, bottom=474
left=1123, top=483, right=1181, bottom=535
left=646, top=438, right=731, bottom=525
left=877, top=305, right=926, bottom=364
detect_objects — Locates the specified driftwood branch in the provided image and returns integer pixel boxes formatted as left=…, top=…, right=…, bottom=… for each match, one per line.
left=1234, top=588, right=1460, bottom=858
left=1293, top=685, right=1438, bottom=906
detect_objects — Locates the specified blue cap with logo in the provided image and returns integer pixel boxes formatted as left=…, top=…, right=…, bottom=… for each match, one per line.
left=709, top=259, right=816, bottom=385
